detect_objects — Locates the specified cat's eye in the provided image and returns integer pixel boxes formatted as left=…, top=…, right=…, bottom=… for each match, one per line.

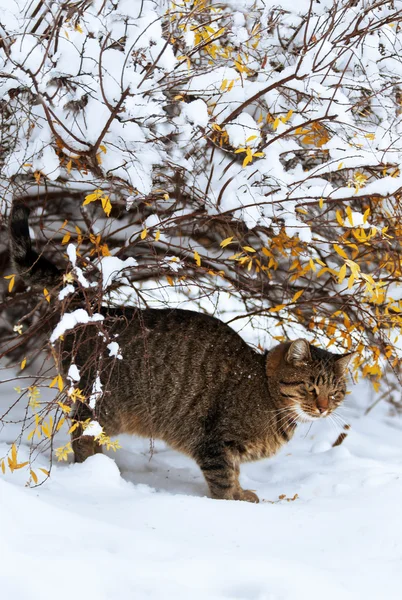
left=305, top=383, right=315, bottom=393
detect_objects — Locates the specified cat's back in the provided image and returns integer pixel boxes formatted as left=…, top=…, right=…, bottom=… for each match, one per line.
left=112, top=307, right=256, bottom=372
left=101, top=308, right=265, bottom=438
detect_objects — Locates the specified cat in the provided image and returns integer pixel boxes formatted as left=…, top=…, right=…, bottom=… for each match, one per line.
left=9, top=201, right=354, bottom=502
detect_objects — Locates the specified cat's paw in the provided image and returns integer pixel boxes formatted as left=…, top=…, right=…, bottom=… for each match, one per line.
left=234, top=489, right=260, bottom=503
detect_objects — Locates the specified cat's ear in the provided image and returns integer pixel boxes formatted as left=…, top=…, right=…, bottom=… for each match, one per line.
left=335, top=352, right=357, bottom=377
left=286, top=339, right=311, bottom=366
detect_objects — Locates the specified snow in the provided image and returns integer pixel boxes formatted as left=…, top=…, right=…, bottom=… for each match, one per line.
left=66, top=243, right=77, bottom=267
left=98, top=256, right=138, bottom=290
left=83, top=420, right=103, bottom=437
left=1, top=369, right=402, bottom=599
left=344, top=211, right=374, bottom=230
left=181, top=99, right=209, bottom=128
left=67, top=364, right=80, bottom=383
left=226, top=113, right=261, bottom=148
left=107, top=341, right=123, bottom=360
left=50, top=309, right=104, bottom=343
left=89, top=374, right=103, bottom=409
left=58, top=284, right=75, bottom=300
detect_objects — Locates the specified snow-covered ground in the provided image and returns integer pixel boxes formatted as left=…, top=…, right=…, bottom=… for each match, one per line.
left=1, top=367, right=402, bottom=600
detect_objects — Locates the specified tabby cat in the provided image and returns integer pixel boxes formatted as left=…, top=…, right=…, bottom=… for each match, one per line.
left=9, top=202, right=354, bottom=502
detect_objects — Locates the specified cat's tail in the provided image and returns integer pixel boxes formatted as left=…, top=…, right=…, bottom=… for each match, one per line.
left=9, top=202, right=62, bottom=289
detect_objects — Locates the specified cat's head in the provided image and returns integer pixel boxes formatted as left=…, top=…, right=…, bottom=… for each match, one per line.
left=266, top=339, right=355, bottom=421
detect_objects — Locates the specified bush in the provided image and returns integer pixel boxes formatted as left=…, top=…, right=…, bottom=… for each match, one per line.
left=1, top=0, right=402, bottom=473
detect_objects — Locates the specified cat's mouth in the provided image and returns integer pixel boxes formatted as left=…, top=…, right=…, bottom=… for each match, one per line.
left=294, top=404, right=330, bottom=422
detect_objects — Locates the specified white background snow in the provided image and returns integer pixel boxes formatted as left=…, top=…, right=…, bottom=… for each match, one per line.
left=1, top=365, right=402, bottom=600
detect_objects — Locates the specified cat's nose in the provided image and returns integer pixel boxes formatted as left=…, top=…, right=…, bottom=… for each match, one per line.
left=316, top=396, right=328, bottom=413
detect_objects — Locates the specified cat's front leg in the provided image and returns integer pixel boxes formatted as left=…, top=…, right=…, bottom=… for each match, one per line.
left=195, top=444, right=259, bottom=503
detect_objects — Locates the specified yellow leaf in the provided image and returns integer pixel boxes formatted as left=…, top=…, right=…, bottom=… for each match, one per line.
left=346, top=206, right=353, bottom=226
left=30, top=470, right=38, bottom=484
left=43, top=288, right=50, bottom=303
left=101, top=196, right=112, bottom=217
left=96, top=152, right=102, bottom=165
left=319, top=198, right=324, bottom=209
left=194, top=251, right=201, bottom=267
left=333, top=244, right=348, bottom=259
left=363, top=207, right=370, bottom=224
left=99, top=144, right=107, bottom=154
left=220, top=79, right=228, bottom=91
left=7, top=275, right=15, bottom=293
left=42, top=422, right=50, bottom=438
left=365, top=133, right=375, bottom=140
left=273, top=117, right=280, bottom=131
left=295, top=208, right=308, bottom=215
left=348, top=274, right=355, bottom=289
left=269, top=304, right=286, bottom=312
left=56, top=417, right=66, bottom=431
left=167, top=275, right=174, bottom=286
left=66, top=159, right=73, bottom=173
left=140, top=228, right=148, bottom=240
left=14, top=461, right=29, bottom=470
left=84, top=189, right=103, bottom=204
left=11, top=443, right=17, bottom=466
left=62, top=232, right=71, bottom=245
left=346, top=259, right=360, bottom=277
left=27, top=430, right=35, bottom=441
left=242, top=246, right=256, bottom=253
left=284, top=109, right=293, bottom=122
left=57, top=401, right=71, bottom=414
left=68, top=422, right=80, bottom=435
left=39, top=468, right=50, bottom=477
left=292, top=290, right=304, bottom=302
left=309, top=259, right=316, bottom=272
left=1, top=461, right=5, bottom=474
left=246, top=135, right=257, bottom=142
left=57, top=374, right=64, bottom=392
left=155, top=230, right=161, bottom=242
left=338, top=264, right=347, bottom=284
left=337, top=162, right=344, bottom=170
left=49, top=375, right=58, bottom=389
left=21, top=357, right=27, bottom=370
left=220, top=236, right=234, bottom=248
left=336, top=210, right=344, bottom=226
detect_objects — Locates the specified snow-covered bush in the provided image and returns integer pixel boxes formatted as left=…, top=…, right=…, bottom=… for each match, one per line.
left=1, top=0, right=402, bottom=469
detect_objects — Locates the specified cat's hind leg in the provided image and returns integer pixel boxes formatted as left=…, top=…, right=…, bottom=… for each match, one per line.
left=71, top=423, right=103, bottom=462
left=70, top=404, right=103, bottom=463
